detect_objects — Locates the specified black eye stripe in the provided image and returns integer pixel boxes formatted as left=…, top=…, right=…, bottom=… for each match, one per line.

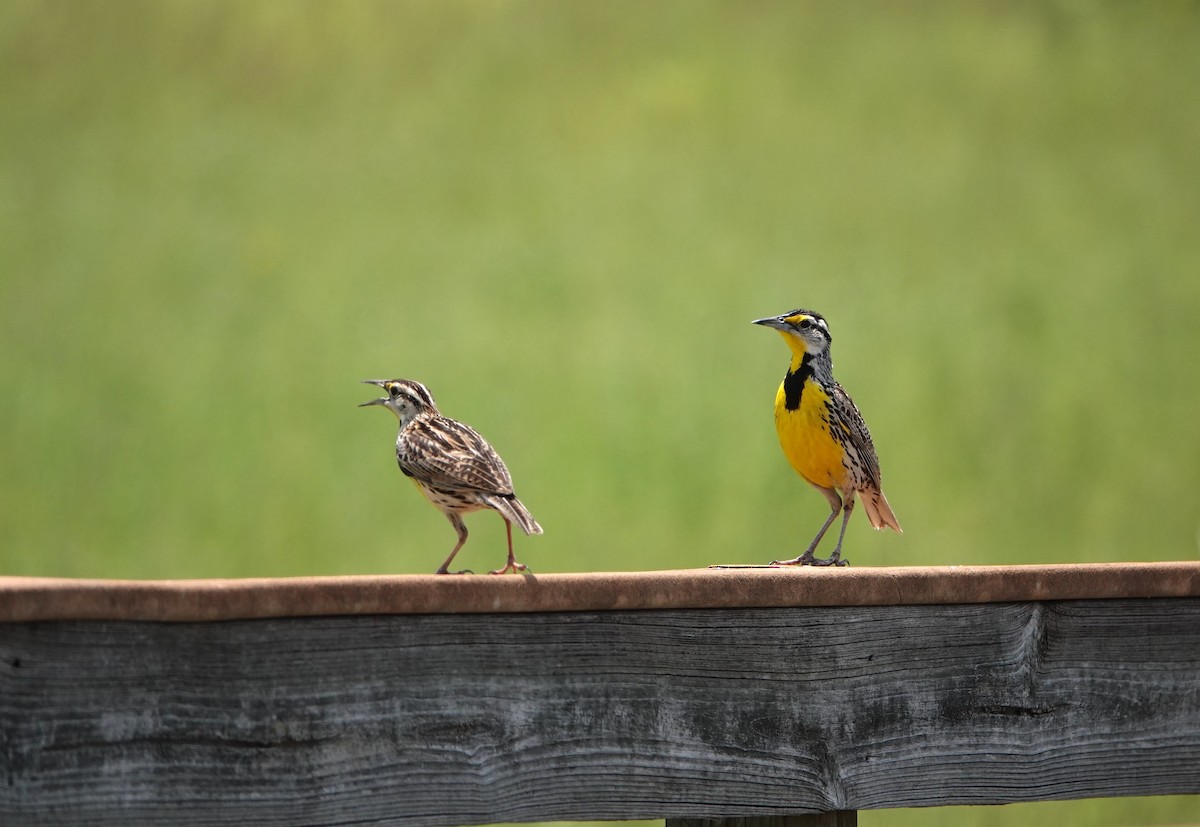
left=381, top=379, right=437, bottom=411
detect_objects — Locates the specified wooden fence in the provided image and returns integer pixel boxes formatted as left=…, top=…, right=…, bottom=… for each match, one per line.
left=2, top=563, right=1199, bottom=826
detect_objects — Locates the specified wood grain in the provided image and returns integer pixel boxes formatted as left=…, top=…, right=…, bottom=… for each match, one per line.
left=2, top=599, right=1199, bottom=825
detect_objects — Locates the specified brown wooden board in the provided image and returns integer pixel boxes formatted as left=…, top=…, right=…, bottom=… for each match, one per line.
left=2, top=562, right=1199, bottom=621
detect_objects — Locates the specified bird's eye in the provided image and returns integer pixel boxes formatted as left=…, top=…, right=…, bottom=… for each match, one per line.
left=388, top=385, right=402, bottom=398
left=798, top=319, right=812, bottom=329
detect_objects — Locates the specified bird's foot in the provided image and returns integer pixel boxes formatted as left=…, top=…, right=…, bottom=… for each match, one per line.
left=769, top=552, right=850, bottom=568
left=488, top=560, right=531, bottom=576
left=770, top=552, right=817, bottom=566
left=434, top=568, right=474, bottom=575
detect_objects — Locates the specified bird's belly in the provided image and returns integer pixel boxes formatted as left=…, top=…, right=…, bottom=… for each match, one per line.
left=774, top=388, right=848, bottom=491
left=411, top=478, right=484, bottom=514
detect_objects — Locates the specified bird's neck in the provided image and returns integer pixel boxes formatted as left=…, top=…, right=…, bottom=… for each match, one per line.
left=778, top=333, right=829, bottom=374
left=787, top=346, right=832, bottom=380
left=787, top=349, right=809, bottom=375
left=395, top=409, right=431, bottom=430
left=781, top=350, right=834, bottom=411
left=782, top=353, right=814, bottom=411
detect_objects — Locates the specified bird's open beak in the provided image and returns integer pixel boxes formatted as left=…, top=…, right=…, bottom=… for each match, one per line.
left=359, top=379, right=388, bottom=407
left=752, top=316, right=789, bottom=331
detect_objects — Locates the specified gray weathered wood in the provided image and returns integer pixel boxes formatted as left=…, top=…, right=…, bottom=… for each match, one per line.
left=2, top=599, right=1199, bottom=826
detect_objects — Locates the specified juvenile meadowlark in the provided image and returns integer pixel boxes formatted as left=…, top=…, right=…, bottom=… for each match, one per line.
left=359, top=379, right=542, bottom=575
left=753, top=309, right=901, bottom=566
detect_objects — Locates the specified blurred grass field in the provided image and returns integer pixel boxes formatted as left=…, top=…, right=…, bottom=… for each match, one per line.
left=2, top=2, right=1199, bottom=825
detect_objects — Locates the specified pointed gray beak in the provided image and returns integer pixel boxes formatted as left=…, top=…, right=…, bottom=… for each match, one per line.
left=359, top=379, right=388, bottom=408
left=752, top=316, right=789, bottom=331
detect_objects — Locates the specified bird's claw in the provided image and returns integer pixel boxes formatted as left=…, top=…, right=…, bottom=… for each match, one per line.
left=768, top=554, right=849, bottom=568
left=488, top=562, right=531, bottom=576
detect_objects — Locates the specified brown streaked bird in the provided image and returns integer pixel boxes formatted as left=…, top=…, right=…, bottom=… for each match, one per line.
left=359, top=379, right=542, bottom=575
left=753, top=308, right=901, bottom=566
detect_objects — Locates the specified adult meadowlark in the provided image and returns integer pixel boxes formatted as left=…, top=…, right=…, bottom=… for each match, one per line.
left=753, top=309, right=901, bottom=566
left=359, top=379, right=542, bottom=575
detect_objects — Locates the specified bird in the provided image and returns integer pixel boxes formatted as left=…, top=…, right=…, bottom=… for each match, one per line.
left=752, top=309, right=901, bottom=566
left=359, top=378, right=542, bottom=575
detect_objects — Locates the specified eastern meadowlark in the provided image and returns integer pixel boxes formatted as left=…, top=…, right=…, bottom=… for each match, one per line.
left=753, top=309, right=901, bottom=566
left=359, top=379, right=542, bottom=575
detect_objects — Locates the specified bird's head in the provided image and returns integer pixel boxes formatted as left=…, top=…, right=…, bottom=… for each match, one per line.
left=752, top=309, right=831, bottom=358
left=359, top=378, right=439, bottom=424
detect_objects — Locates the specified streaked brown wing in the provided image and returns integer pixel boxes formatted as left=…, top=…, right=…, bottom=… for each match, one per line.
left=397, top=416, right=515, bottom=495
left=831, top=382, right=883, bottom=490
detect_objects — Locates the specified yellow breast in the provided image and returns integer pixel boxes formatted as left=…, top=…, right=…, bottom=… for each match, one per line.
left=774, top=376, right=849, bottom=491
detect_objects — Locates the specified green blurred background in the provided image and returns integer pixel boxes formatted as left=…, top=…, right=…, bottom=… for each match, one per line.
left=2, top=1, right=1198, bottom=824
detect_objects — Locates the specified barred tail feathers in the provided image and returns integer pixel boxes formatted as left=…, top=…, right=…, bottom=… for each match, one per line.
left=491, top=494, right=543, bottom=536
left=860, top=488, right=902, bottom=533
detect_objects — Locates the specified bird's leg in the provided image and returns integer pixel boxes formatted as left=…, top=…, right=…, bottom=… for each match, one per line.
left=821, top=495, right=854, bottom=567
left=772, top=506, right=837, bottom=565
left=772, top=487, right=843, bottom=566
left=435, top=514, right=473, bottom=575
left=489, top=520, right=530, bottom=575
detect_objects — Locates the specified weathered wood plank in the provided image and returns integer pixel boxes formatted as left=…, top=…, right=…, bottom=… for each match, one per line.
left=2, top=599, right=1199, bottom=826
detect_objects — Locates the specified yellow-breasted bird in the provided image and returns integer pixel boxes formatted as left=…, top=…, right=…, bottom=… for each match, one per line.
left=360, top=379, right=542, bottom=575
left=753, top=309, right=901, bottom=566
